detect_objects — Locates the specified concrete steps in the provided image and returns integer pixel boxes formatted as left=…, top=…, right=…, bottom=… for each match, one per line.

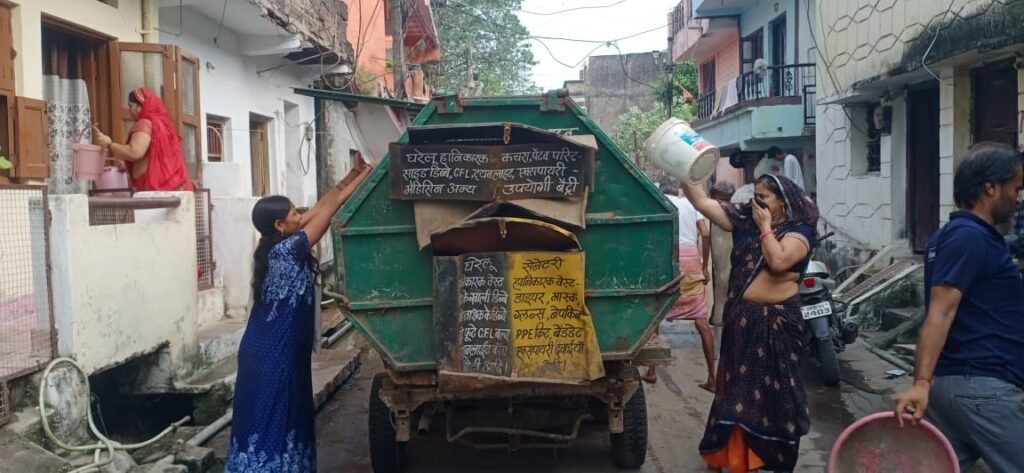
left=193, top=319, right=246, bottom=373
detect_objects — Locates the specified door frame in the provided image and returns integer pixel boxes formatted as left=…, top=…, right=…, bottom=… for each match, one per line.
left=769, top=13, right=787, bottom=66
left=971, top=58, right=1019, bottom=148
left=249, top=113, right=272, bottom=197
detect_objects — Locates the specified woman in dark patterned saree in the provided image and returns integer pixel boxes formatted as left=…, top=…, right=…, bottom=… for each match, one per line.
left=683, top=174, right=817, bottom=473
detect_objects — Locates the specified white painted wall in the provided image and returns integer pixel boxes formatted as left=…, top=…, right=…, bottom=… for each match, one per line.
left=811, top=0, right=998, bottom=252
left=160, top=5, right=332, bottom=319
left=10, top=0, right=146, bottom=99
left=49, top=192, right=199, bottom=375
left=739, top=0, right=796, bottom=66
left=211, top=197, right=258, bottom=319
left=160, top=6, right=320, bottom=207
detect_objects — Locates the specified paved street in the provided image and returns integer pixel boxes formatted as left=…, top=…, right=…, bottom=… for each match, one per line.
left=314, top=321, right=913, bottom=472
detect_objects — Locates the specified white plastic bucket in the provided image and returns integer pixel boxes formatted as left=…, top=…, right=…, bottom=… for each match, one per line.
left=644, top=118, right=720, bottom=185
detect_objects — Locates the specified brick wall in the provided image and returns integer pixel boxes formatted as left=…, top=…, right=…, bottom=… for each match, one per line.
left=251, top=0, right=353, bottom=60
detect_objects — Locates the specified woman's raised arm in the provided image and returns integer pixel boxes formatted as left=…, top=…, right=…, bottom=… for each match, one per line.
left=682, top=183, right=733, bottom=232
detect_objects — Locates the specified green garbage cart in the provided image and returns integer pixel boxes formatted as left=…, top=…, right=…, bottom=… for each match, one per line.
left=329, top=90, right=680, bottom=472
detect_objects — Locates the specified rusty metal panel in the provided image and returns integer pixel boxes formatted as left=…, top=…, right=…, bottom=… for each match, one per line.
left=434, top=251, right=604, bottom=390
left=434, top=253, right=513, bottom=378
left=389, top=142, right=594, bottom=201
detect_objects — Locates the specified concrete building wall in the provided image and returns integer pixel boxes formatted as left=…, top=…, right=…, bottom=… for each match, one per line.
left=739, top=0, right=797, bottom=65
left=714, top=36, right=741, bottom=89
left=251, top=0, right=352, bottom=61
left=161, top=7, right=320, bottom=207
left=10, top=0, right=145, bottom=99
left=344, top=0, right=390, bottom=94
left=583, top=53, right=662, bottom=135
left=818, top=0, right=965, bottom=99
left=813, top=0, right=1020, bottom=253
left=159, top=6, right=331, bottom=319
left=49, top=193, right=198, bottom=375
left=211, top=197, right=259, bottom=319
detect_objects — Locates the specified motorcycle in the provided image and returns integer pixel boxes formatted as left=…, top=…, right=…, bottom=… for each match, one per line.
left=798, top=232, right=860, bottom=387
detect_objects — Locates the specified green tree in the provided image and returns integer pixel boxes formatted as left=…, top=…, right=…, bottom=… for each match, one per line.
left=613, top=62, right=698, bottom=157
left=613, top=102, right=694, bottom=158
left=659, top=62, right=698, bottom=107
left=434, top=0, right=539, bottom=95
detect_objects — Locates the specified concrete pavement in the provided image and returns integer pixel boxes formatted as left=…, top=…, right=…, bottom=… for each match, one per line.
left=313, top=321, right=916, bottom=472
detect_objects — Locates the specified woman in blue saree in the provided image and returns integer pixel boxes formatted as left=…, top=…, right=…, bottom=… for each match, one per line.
left=225, top=160, right=370, bottom=473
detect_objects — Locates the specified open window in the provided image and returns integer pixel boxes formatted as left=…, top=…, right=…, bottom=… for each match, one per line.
left=111, top=42, right=203, bottom=185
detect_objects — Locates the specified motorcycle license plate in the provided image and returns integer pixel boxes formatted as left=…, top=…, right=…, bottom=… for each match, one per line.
left=801, top=301, right=833, bottom=320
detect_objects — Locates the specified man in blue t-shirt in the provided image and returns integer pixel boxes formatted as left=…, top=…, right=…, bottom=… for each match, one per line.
left=895, top=142, right=1024, bottom=473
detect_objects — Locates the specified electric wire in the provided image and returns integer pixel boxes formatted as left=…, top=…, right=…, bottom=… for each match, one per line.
left=520, top=1, right=627, bottom=16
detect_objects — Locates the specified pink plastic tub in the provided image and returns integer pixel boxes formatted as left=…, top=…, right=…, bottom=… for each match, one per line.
left=828, top=411, right=959, bottom=473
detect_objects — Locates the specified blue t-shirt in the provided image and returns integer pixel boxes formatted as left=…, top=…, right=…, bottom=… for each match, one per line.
left=925, top=211, right=1024, bottom=387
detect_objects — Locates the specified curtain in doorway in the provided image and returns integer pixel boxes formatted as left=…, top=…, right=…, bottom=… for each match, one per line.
left=43, top=75, right=92, bottom=195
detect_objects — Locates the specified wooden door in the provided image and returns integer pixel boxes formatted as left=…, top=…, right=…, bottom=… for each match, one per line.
left=177, top=50, right=202, bottom=185
left=973, top=61, right=1018, bottom=147
left=770, top=16, right=786, bottom=96
left=249, top=119, right=270, bottom=197
left=0, top=4, right=14, bottom=96
left=907, top=87, right=940, bottom=253
left=12, top=97, right=50, bottom=179
left=111, top=42, right=203, bottom=185
left=110, top=42, right=177, bottom=143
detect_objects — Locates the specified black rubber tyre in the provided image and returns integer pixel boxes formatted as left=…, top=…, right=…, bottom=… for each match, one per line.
left=817, top=338, right=841, bottom=387
left=369, top=373, right=404, bottom=473
left=610, top=375, right=649, bottom=468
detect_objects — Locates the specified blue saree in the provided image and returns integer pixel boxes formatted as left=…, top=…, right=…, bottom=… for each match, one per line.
left=226, top=231, right=317, bottom=473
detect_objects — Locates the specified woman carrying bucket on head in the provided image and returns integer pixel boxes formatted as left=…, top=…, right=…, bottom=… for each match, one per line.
left=93, top=88, right=194, bottom=192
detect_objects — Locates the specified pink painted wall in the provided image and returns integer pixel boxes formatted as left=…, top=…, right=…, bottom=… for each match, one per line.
left=715, top=35, right=740, bottom=89
left=714, top=159, right=744, bottom=188
left=696, top=33, right=740, bottom=95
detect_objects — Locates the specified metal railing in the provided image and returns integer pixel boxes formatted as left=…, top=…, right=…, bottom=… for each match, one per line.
left=0, top=185, right=56, bottom=390
left=738, top=63, right=815, bottom=102
left=695, top=63, right=816, bottom=123
left=804, top=83, right=816, bottom=126
left=195, top=189, right=215, bottom=291
left=697, top=91, right=717, bottom=121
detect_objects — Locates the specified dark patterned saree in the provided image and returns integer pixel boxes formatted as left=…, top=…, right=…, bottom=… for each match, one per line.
left=699, top=175, right=818, bottom=472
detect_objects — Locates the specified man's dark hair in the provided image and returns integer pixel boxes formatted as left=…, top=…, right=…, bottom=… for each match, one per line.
left=953, top=141, right=1022, bottom=209
left=659, top=181, right=679, bottom=196
left=767, top=146, right=783, bottom=158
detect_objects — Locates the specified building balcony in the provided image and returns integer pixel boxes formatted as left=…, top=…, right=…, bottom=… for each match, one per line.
left=693, top=63, right=815, bottom=152
left=692, top=0, right=754, bottom=18
left=672, top=17, right=739, bottom=63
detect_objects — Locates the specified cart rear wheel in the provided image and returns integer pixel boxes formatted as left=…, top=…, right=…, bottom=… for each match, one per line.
left=609, top=374, right=648, bottom=468
left=369, top=373, right=404, bottom=473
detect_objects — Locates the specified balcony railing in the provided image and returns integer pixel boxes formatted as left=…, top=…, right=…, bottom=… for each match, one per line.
left=738, top=63, right=815, bottom=102
left=695, top=63, right=816, bottom=124
left=697, top=91, right=716, bottom=120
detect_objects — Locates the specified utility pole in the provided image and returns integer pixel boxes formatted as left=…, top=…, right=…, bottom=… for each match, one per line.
left=391, top=0, right=406, bottom=99
left=665, top=36, right=674, bottom=119
left=465, top=48, right=473, bottom=96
